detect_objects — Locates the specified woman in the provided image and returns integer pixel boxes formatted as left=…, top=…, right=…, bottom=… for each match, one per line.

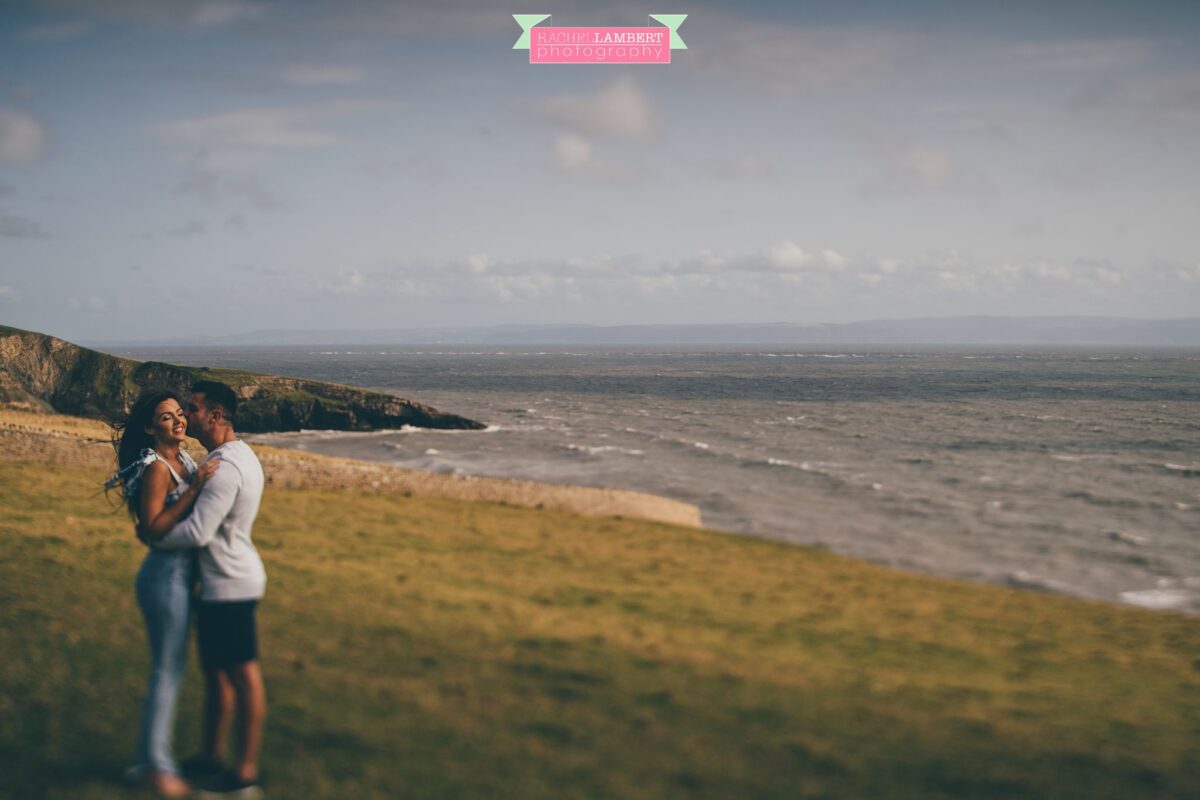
left=108, top=390, right=219, bottom=797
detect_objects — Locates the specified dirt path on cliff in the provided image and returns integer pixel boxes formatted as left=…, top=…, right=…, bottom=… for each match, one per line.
left=0, top=407, right=702, bottom=527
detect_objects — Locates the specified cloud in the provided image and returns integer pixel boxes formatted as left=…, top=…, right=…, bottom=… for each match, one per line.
left=537, top=77, right=655, bottom=181
left=861, top=141, right=993, bottom=197
left=0, top=109, right=48, bottom=166
left=285, top=244, right=1196, bottom=317
left=187, top=1, right=266, bottom=29
left=20, top=20, right=92, bottom=42
left=320, top=268, right=367, bottom=295
left=678, top=14, right=911, bottom=98
left=539, top=75, right=658, bottom=140
left=280, top=64, right=366, bottom=88
left=0, top=285, right=17, bottom=301
left=550, top=133, right=631, bottom=182
left=173, top=154, right=285, bottom=210
left=1002, top=38, right=1152, bottom=73
left=153, top=106, right=338, bottom=151
left=768, top=241, right=812, bottom=270
left=0, top=213, right=49, bottom=238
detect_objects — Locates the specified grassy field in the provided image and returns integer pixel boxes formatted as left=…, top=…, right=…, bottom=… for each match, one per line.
left=1, top=458, right=1198, bottom=799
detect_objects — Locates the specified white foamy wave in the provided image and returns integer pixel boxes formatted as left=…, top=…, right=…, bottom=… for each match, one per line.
left=565, top=443, right=645, bottom=456
left=1119, top=588, right=1195, bottom=611
left=1107, top=530, right=1150, bottom=546
left=764, top=457, right=811, bottom=470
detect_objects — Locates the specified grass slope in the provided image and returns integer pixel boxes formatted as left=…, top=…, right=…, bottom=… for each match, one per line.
left=1, top=459, right=1197, bottom=799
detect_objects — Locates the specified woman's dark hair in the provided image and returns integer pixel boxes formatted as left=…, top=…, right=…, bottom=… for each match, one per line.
left=109, top=389, right=181, bottom=519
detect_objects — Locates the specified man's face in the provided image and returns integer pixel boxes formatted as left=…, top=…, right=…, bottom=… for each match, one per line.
left=185, top=392, right=215, bottom=438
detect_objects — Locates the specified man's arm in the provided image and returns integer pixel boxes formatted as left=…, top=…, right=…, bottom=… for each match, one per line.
left=151, top=460, right=241, bottom=549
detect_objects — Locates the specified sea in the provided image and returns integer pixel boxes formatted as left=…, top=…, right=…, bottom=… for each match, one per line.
left=118, top=344, right=1200, bottom=614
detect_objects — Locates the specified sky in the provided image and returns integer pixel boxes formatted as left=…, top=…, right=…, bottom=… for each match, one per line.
left=0, top=0, right=1198, bottom=342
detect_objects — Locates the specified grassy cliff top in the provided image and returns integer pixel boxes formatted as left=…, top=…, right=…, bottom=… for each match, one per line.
left=1, top=449, right=1197, bottom=797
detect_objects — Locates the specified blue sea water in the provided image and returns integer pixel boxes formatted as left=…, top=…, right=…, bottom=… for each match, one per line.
left=118, top=344, right=1200, bottom=612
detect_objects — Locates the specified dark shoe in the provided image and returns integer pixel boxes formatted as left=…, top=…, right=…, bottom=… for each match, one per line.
left=194, top=770, right=263, bottom=799
left=180, top=755, right=224, bottom=784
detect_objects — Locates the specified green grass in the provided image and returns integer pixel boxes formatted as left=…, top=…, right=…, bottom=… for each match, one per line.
left=1, top=459, right=1198, bottom=799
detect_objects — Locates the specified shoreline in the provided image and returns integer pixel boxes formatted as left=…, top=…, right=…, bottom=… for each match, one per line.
left=4, top=404, right=1195, bottom=617
left=0, top=406, right=702, bottom=528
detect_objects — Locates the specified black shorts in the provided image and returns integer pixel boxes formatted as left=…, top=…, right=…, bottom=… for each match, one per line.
left=196, top=600, right=259, bottom=672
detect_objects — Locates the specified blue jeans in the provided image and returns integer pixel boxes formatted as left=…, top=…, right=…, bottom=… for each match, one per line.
left=134, top=549, right=195, bottom=776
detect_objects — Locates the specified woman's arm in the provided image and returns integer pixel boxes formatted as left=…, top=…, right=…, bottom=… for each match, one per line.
left=138, top=459, right=219, bottom=539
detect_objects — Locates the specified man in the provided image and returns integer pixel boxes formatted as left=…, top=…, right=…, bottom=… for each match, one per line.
left=148, top=380, right=267, bottom=798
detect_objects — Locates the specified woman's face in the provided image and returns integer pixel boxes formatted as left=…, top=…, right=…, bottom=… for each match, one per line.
left=145, top=399, right=187, bottom=446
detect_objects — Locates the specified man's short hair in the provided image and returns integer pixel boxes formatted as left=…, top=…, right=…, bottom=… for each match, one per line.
left=192, top=380, right=238, bottom=422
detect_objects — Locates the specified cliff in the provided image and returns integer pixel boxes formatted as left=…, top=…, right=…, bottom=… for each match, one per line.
left=0, top=324, right=485, bottom=432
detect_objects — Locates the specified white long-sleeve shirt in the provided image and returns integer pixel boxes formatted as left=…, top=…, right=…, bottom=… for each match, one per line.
left=155, top=439, right=267, bottom=601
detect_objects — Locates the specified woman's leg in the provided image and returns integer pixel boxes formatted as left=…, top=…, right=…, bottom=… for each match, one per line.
left=134, top=553, right=192, bottom=777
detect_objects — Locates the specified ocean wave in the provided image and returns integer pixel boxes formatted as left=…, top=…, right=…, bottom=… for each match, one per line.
left=564, top=443, right=645, bottom=456
left=1118, top=588, right=1195, bottom=611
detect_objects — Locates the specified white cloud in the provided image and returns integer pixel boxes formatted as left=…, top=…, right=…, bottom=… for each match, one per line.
left=279, top=244, right=1197, bottom=315
left=768, top=241, right=812, bottom=270
left=154, top=107, right=337, bottom=151
left=821, top=249, right=848, bottom=270
left=0, top=109, right=48, bottom=166
left=861, top=141, right=993, bottom=196
left=318, top=268, right=367, bottom=295
left=766, top=243, right=846, bottom=272
left=280, top=64, right=366, bottom=87
left=549, top=133, right=630, bottom=182
left=187, top=1, right=267, bottom=29
left=0, top=285, right=17, bottom=301
left=553, top=134, right=592, bottom=171
left=465, top=253, right=491, bottom=275
left=540, top=75, right=658, bottom=140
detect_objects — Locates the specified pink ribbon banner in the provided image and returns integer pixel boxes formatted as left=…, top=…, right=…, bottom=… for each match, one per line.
left=530, top=27, right=671, bottom=64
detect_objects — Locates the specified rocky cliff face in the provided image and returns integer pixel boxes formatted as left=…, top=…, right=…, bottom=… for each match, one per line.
left=0, top=325, right=485, bottom=432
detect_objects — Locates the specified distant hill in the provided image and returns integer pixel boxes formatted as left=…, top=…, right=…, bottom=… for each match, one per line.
left=0, top=324, right=484, bottom=432
left=89, top=316, right=1200, bottom=347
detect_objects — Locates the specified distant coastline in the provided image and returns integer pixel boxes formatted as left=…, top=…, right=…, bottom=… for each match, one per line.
left=85, top=315, right=1200, bottom=348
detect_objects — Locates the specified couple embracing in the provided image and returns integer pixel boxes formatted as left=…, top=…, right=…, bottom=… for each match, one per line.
left=109, top=381, right=267, bottom=798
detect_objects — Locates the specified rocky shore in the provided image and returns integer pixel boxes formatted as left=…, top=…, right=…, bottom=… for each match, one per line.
left=0, top=324, right=484, bottom=432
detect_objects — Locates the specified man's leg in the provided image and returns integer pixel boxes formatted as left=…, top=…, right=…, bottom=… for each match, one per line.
left=202, top=667, right=236, bottom=763
left=229, top=659, right=267, bottom=782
